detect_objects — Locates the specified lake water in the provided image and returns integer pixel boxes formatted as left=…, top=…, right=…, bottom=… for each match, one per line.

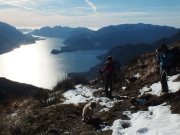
left=0, top=38, right=107, bottom=89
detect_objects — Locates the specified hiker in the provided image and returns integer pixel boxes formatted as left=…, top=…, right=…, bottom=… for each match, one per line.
left=157, top=44, right=173, bottom=93
left=99, top=56, right=115, bottom=97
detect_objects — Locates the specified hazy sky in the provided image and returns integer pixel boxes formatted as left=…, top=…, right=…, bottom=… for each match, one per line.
left=0, top=0, right=180, bottom=30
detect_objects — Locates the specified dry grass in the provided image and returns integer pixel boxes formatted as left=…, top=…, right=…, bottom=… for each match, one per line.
left=52, top=75, right=89, bottom=92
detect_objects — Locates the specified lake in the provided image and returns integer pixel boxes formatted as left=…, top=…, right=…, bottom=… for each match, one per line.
left=0, top=38, right=107, bottom=89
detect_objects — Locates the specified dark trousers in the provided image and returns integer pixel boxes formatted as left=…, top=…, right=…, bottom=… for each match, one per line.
left=105, top=73, right=113, bottom=96
left=160, top=66, right=171, bottom=93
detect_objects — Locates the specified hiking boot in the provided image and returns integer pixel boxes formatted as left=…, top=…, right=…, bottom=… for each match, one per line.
left=105, top=93, right=109, bottom=97
left=107, top=94, right=113, bottom=99
left=162, top=89, right=168, bottom=93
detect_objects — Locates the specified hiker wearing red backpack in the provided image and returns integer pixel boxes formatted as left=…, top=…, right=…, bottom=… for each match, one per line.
left=99, top=56, right=115, bottom=98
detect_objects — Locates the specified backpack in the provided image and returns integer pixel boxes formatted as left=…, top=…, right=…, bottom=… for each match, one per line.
left=113, top=59, right=121, bottom=72
left=171, top=47, right=180, bottom=67
left=106, top=61, right=115, bottom=73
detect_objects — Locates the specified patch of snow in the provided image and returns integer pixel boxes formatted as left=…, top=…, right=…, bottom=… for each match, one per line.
left=122, top=111, right=131, bottom=118
left=122, top=86, right=127, bottom=90
left=103, top=104, right=180, bottom=135
left=139, top=74, right=180, bottom=96
left=111, top=120, right=130, bottom=134
left=62, top=84, right=98, bottom=105
left=12, top=113, right=17, bottom=117
left=134, top=73, right=141, bottom=78
left=100, top=108, right=110, bottom=112
left=97, top=88, right=104, bottom=91
left=130, top=106, right=135, bottom=109
left=62, top=85, right=123, bottom=111
left=168, top=74, right=180, bottom=81
left=139, top=86, right=152, bottom=95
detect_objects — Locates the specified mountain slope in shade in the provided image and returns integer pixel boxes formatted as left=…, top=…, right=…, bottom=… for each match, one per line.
left=63, top=23, right=178, bottom=50
left=0, top=77, right=47, bottom=102
left=97, top=29, right=180, bottom=66
left=154, top=30, right=180, bottom=45
left=0, top=22, right=36, bottom=54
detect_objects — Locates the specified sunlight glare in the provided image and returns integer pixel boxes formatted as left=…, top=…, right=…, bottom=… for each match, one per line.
left=0, top=44, right=42, bottom=86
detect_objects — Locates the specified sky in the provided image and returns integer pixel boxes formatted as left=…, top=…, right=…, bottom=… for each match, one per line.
left=0, top=0, right=180, bottom=30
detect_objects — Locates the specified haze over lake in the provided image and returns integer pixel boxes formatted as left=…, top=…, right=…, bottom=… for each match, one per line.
left=0, top=38, right=107, bottom=89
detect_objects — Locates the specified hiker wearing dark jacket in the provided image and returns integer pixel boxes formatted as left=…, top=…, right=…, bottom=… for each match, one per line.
left=158, top=44, right=173, bottom=93
left=100, top=56, right=115, bottom=97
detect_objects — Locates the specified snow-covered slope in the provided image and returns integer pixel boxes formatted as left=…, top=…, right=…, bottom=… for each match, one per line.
left=62, top=73, right=180, bottom=134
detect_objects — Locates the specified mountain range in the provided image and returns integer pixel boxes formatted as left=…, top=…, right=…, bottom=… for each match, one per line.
left=30, top=26, right=93, bottom=39
left=1, top=22, right=180, bottom=66
left=30, top=23, right=179, bottom=51
left=0, top=22, right=36, bottom=54
left=63, top=23, right=178, bottom=50
left=1, top=22, right=178, bottom=55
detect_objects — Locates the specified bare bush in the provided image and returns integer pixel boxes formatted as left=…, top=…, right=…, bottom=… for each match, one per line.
left=32, top=75, right=90, bottom=107
left=52, top=75, right=89, bottom=92
left=52, top=77, right=75, bottom=92
left=70, top=75, right=89, bottom=86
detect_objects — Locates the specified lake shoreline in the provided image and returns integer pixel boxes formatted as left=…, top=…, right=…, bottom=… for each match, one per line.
left=0, top=37, right=107, bottom=89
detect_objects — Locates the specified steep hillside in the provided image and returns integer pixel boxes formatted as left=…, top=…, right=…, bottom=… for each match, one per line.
left=0, top=42, right=179, bottom=134
left=105, top=29, right=180, bottom=65
left=63, top=23, right=178, bottom=51
left=110, top=42, right=180, bottom=102
left=0, top=22, right=36, bottom=54
left=0, top=77, right=48, bottom=104
left=154, top=30, right=180, bottom=45
left=106, top=43, right=158, bottom=65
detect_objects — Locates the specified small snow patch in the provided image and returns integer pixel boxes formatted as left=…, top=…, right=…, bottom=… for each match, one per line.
left=62, top=85, right=97, bottom=105
left=122, top=111, right=131, bottom=118
left=139, top=74, right=180, bottom=96
left=12, top=113, right=17, bottom=117
left=134, top=73, right=141, bottom=78
left=168, top=74, right=180, bottom=81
